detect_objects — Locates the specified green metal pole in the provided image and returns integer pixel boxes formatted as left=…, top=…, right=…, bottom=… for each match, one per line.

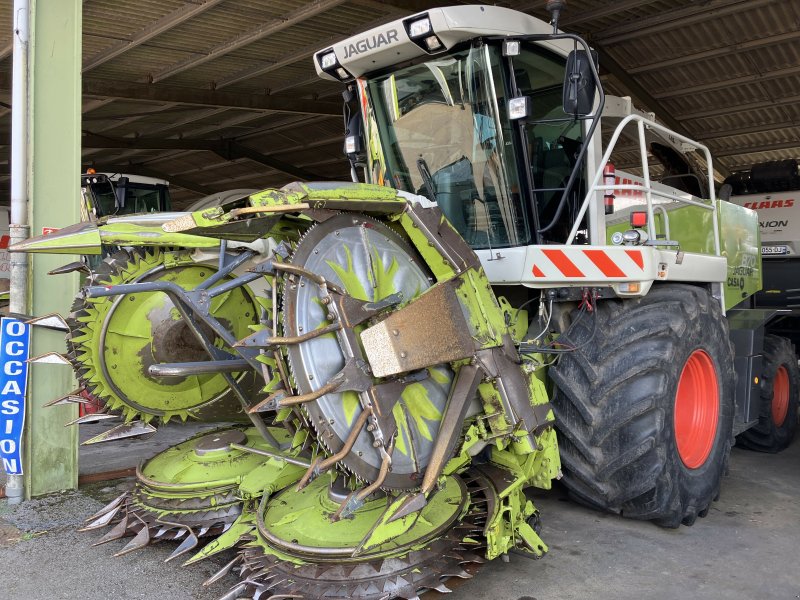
left=22, top=0, right=82, bottom=498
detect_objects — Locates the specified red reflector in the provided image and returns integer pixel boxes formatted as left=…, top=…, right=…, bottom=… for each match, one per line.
left=630, top=211, right=647, bottom=228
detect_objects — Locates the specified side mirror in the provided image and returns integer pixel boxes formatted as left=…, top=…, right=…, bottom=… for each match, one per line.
left=114, top=176, right=129, bottom=209
left=343, top=112, right=365, bottom=158
left=563, top=49, right=598, bottom=116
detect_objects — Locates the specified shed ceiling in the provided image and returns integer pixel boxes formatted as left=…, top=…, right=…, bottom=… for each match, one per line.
left=0, top=0, right=797, bottom=207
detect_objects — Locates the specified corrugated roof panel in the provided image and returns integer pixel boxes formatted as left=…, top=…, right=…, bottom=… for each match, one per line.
left=1, top=0, right=798, bottom=201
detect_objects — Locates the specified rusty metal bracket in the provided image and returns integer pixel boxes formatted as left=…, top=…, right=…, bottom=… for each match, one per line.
left=360, top=280, right=477, bottom=378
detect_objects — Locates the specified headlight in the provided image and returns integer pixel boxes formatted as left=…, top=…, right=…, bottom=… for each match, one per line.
left=345, top=135, right=358, bottom=154
left=320, top=51, right=337, bottom=70
left=408, top=17, right=432, bottom=38
left=508, top=96, right=531, bottom=120
left=423, top=36, right=442, bottom=51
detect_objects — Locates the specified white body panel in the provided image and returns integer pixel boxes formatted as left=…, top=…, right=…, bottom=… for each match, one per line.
left=316, top=6, right=568, bottom=80
left=728, top=192, right=798, bottom=256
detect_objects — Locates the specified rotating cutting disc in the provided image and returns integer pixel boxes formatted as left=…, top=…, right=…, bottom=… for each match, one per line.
left=220, top=473, right=484, bottom=600
left=83, top=426, right=290, bottom=557
left=282, top=214, right=453, bottom=490
left=67, top=249, right=259, bottom=423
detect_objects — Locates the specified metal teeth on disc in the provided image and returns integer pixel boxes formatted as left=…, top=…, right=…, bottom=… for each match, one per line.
left=281, top=214, right=450, bottom=491
left=227, top=529, right=482, bottom=600
left=82, top=484, right=241, bottom=554
left=219, top=469, right=497, bottom=600
left=66, top=248, right=259, bottom=424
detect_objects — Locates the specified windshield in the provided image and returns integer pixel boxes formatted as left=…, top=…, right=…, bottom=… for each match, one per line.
left=365, top=42, right=584, bottom=248
left=88, top=182, right=170, bottom=217
left=513, top=43, right=584, bottom=242
left=367, top=44, right=528, bottom=249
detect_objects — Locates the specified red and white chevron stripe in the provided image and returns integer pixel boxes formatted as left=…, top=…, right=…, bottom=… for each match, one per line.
left=527, top=246, right=655, bottom=281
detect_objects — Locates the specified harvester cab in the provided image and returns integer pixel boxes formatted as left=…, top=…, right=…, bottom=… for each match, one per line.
left=315, top=4, right=759, bottom=309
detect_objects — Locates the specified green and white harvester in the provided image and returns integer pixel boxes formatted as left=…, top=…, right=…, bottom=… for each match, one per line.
left=14, top=3, right=794, bottom=599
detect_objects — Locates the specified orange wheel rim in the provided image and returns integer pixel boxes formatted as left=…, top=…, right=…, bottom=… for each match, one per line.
left=674, top=350, right=719, bottom=469
left=771, top=366, right=790, bottom=427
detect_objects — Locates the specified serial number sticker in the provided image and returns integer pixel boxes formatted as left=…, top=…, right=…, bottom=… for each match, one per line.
left=761, top=245, right=789, bottom=255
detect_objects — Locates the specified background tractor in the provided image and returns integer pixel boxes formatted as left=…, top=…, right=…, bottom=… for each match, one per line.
left=725, top=159, right=800, bottom=453
left=10, top=3, right=795, bottom=599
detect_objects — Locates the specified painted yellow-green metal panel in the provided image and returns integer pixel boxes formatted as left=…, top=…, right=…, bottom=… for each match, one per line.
left=605, top=200, right=761, bottom=310
left=718, top=200, right=761, bottom=310
left=23, top=0, right=82, bottom=497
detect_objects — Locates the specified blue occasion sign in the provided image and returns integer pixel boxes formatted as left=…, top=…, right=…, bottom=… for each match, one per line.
left=0, top=317, right=30, bottom=475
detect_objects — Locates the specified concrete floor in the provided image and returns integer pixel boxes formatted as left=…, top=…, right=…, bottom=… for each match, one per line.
left=0, top=439, right=798, bottom=600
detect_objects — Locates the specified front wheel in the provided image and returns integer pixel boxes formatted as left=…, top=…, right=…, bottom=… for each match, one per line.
left=550, top=284, right=735, bottom=527
left=737, top=335, right=799, bottom=453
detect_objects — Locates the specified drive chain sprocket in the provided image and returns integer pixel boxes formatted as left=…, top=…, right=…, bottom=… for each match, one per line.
left=66, top=248, right=259, bottom=423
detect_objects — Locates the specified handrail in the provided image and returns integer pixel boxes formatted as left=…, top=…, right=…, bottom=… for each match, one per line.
left=566, top=114, right=720, bottom=257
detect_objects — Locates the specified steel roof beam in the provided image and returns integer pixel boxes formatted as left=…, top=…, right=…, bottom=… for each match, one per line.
left=696, top=120, right=800, bottom=141
left=713, top=140, right=800, bottom=158
left=674, top=94, right=800, bottom=121
left=82, top=98, right=116, bottom=114
left=594, top=0, right=773, bottom=45
left=83, top=0, right=227, bottom=72
left=652, top=64, right=800, bottom=99
left=82, top=79, right=342, bottom=115
left=129, top=106, right=231, bottom=138
left=150, top=0, right=346, bottom=84
left=626, top=30, right=800, bottom=75
left=90, top=103, right=183, bottom=134
left=519, top=0, right=661, bottom=26
left=215, top=14, right=405, bottom=89
left=81, top=133, right=324, bottom=181
left=215, top=43, right=327, bottom=90
left=215, top=141, right=321, bottom=181
left=82, top=112, right=324, bottom=164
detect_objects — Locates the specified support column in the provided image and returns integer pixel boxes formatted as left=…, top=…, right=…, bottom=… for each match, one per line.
left=21, top=0, right=82, bottom=497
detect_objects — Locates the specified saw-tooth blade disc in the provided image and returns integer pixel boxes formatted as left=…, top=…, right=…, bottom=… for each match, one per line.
left=283, top=214, right=453, bottom=490
left=66, top=248, right=259, bottom=422
left=84, top=426, right=292, bottom=547
left=225, top=473, right=488, bottom=600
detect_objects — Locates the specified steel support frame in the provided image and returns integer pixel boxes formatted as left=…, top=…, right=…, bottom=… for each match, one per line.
left=23, top=0, right=82, bottom=498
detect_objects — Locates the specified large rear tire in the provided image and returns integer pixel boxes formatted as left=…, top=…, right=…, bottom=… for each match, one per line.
left=550, top=284, right=735, bottom=527
left=737, top=335, right=799, bottom=453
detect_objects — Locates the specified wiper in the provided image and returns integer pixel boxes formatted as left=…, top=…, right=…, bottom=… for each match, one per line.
left=416, top=157, right=437, bottom=202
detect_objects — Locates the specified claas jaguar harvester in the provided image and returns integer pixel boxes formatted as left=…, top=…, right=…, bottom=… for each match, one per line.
left=12, top=3, right=781, bottom=599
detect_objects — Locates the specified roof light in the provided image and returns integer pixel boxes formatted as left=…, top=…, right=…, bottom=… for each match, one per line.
left=408, top=17, right=432, bottom=38
left=503, top=40, right=521, bottom=56
left=508, top=96, right=531, bottom=120
left=320, top=51, right=338, bottom=70
left=423, top=35, right=443, bottom=51
left=345, top=135, right=358, bottom=155
left=335, top=67, right=349, bottom=80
